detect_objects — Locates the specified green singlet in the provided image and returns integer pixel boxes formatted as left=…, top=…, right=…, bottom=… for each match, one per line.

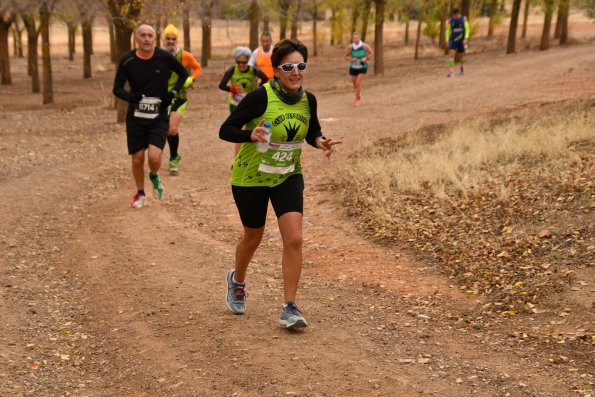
left=231, top=83, right=310, bottom=187
left=229, top=65, right=259, bottom=106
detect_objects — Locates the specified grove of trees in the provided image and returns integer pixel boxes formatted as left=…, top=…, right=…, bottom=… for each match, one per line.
left=1, top=0, right=593, bottom=113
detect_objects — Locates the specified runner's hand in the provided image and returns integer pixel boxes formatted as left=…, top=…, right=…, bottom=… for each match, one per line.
left=250, top=119, right=268, bottom=143
left=316, top=137, right=343, bottom=159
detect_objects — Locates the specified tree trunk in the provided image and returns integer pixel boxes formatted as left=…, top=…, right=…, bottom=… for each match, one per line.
left=361, top=0, right=372, bottom=41
left=249, top=0, right=259, bottom=50
left=461, top=0, right=471, bottom=19
left=12, top=19, right=24, bottom=58
left=374, top=0, right=384, bottom=74
left=263, top=15, right=270, bottom=32
left=414, top=14, right=423, bottom=60
left=290, top=0, right=302, bottom=39
left=439, top=2, right=448, bottom=49
left=488, top=0, right=498, bottom=38
left=183, top=2, right=191, bottom=51
left=201, top=14, right=211, bottom=66
left=506, top=0, right=522, bottom=53
left=404, top=19, right=410, bottom=45
left=114, top=21, right=134, bottom=122
left=22, top=13, right=40, bottom=92
left=521, top=0, right=530, bottom=38
left=279, top=0, right=291, bottom=40
left=0, top=13, right=16, bottom=85
left=330, top=7, right=336, bottom=45
left=539, top=0, right=554, bottom=50
left=351, top=0, right=361, bottom=35
left=40, top=2, right=53, bottom=104
left=559, top=0, right=569, bottom=44
left=67, top=21, right=76, bottom=61
left=107, top=15, right=116, bottom=63
left=82, top=15, right=92, bottom=78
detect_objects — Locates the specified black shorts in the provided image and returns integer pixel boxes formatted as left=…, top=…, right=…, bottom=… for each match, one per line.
left=126, top=116, right=168, bottom=154
left=231, top=174, right=304, bottom=229
left=449, top=40, right=465, bottom=53
left=349, top=67, right=367, bottom=76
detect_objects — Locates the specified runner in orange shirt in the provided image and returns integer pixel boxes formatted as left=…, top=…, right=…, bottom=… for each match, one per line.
left=163, top=24, right=202, bottom=175
left=248, top=31, right=274, bottom=81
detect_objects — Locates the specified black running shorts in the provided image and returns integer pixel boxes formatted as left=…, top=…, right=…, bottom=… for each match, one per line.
left=231, top=174, right=305, bottom=229
left=349, top=67, right=367, bottom=76
left=126, top=117, right=168, bottom=155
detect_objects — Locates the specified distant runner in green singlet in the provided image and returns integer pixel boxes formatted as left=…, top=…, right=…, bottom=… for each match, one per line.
left=344, top=32, right=373, bottom=108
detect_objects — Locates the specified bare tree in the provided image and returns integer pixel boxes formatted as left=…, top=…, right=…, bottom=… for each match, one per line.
left=249, top=0, right=259, bottom=50
left=80, top=9, right=92, bottom=78
left=181, top=0, right=191, bottom=51
left=361, top=0, right=372, bottom=41
left=539, top=0, right=555, bottom=50
left=11, top=17, right=24, bottom=57
left=290, top=0, right=302, bottom=39
left=21, top=11, right=40, bottom=92
left=439, top=0, right=448, bottom=49
left=104, top=0, right=143, bottom=122
left=521, top=0, right=531, bottom=38
left=0, top=6, right=16, bottom=85
left=558, top=0, right=569, bottom=44
left=39, top=0, right=55, bottom=104
left=487, top=0, right=498, bottom=38
left=278, top=0, right=291, bottom=40
left=200, top=0, right=216, bottom=66
left=351, top=0, right=361, bottom=35
left=311, top=0, right=321, bottom=55
left=506, top=0, right=522, bottom=53
left=414, top=8, right=424, bottom=60
left=374, top=0, right=384, bottom=74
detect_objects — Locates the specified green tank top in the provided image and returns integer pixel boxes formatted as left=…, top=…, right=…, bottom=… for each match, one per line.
left=230, top=83, right=311, bottom=187
left=350, top=43, right=368, bottom=70
left=229, top=65, right=259, bottom=105
left=167, top=50, right=188, bottom=100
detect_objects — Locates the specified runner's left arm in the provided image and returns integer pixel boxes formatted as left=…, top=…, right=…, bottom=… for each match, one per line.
left=182, top=51, right=202, bottom=79
left=464, top=17, right=470, bottom=40
left=305, top=92, right=323, bottom=148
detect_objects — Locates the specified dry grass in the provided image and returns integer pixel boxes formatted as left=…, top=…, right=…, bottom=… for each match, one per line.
left=333, top=101, right=594, bottom=310
left=342, top=105, right=594, bottom=200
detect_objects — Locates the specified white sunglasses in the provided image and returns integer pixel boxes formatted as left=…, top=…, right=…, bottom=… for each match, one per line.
left=277, top=62, right=307, bottom=72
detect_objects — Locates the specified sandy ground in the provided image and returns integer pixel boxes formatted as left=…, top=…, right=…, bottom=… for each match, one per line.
left=0, top=17, right=594, bottom=397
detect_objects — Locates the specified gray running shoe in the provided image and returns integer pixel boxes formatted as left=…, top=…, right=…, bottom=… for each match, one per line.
left=279, top=301, right=308, bottom=329
left=225, top=269, right=246, bottom=315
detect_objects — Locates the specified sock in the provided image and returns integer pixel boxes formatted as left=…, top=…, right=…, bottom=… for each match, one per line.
left=149, top=172, right=158, bottom=180
left=137, top=189, right=145, bottom=196
left=232, top=275, right=245, bottom=285
left=167, top=134, right=179, bottom=160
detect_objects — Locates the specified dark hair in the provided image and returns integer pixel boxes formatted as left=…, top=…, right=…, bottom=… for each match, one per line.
left=270, top=39, right=308, bottom=68
left=261, top=31, right=272, bottom=39
left=452, top=7, right=460, bottom=14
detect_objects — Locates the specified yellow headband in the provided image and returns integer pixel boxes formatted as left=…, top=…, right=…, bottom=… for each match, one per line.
left=163, top=24, right=179, bottom=38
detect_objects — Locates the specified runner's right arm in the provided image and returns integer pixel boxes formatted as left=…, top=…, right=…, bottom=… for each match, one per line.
left=218, top=66, right=236, bottom=92
left=112, top=54, right=142, bottom=103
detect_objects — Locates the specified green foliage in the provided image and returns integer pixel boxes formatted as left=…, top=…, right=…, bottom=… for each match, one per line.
left=422, top=16, right=439, bottom=40
left=582, top=0, right=595, bottom=18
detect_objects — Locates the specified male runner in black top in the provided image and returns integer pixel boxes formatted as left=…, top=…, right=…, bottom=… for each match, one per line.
left=113, top=23, right=189, bottom=208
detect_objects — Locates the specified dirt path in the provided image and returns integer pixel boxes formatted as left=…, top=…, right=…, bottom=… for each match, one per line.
left=1, top=43, right=594, bottom=396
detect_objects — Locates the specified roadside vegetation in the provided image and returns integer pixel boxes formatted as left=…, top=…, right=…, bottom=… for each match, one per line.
left=334, top=100, right=594, bottom=314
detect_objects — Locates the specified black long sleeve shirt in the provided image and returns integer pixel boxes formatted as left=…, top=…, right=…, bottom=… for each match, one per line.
left=113, top=48, right=189, bottom=119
